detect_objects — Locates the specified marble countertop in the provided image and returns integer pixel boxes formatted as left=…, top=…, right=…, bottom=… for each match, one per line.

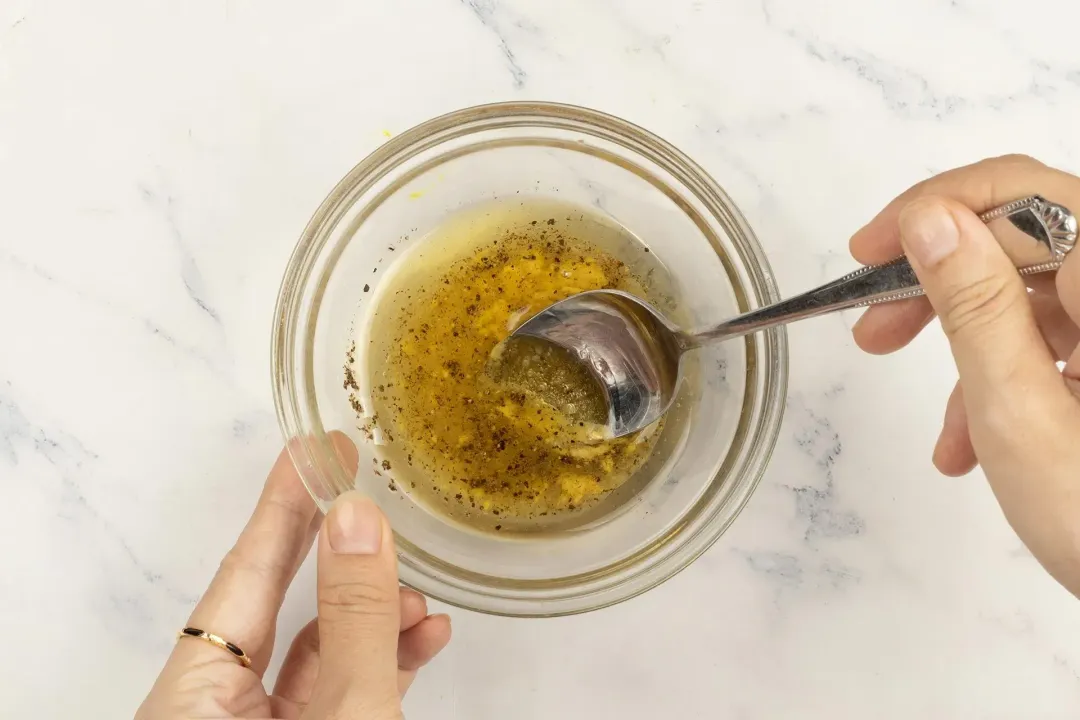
left=4, top=0, right=1080, bottom=717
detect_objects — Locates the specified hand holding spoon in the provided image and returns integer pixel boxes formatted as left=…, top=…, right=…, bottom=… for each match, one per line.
left=512, top=196, right=1077, bottom=439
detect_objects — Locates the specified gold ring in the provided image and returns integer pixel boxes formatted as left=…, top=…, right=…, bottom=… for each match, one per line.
left=176, top=627, right=252, bottom=668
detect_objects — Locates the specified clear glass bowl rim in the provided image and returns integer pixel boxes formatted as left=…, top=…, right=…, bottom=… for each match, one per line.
left=272, top=101, right=788, bottom=616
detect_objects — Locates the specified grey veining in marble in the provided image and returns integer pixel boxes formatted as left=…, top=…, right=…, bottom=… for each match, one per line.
left=2, top=0, right=1080, bottom=717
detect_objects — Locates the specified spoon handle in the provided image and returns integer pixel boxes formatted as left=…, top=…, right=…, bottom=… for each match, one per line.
left=691, top=195, right=1077, bottom=345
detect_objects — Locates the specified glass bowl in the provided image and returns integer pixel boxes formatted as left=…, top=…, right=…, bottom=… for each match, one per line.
left=272, top=102, right=787, bottom=616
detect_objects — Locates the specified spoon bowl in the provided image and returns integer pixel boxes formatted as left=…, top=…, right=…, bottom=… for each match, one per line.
left=512, top=290, right=687, bottom=438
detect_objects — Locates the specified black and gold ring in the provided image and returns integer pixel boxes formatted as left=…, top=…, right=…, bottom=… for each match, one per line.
left=176, top=627, right=252, bottom=668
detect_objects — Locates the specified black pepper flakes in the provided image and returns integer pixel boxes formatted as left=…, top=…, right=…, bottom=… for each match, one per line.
left=349, top=202, right=661, bottom=530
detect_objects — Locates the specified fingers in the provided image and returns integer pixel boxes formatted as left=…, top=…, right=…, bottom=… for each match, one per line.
left=273, top=590, right=439, bottom=715
left=898, top=197, right=1065, bottom=413
left=183, top=445, right=320, bottom=671
left=397, top=614, right=452, bottom=696
left=1054, top=253, right=1080, bottom=397
left=852, top=297, right=934, bottom=354
left=397, top=614, right=452, bottom=671
left=273, top=618, right=321, bottom=716
left=851, top=275, right=1079, bottom=359
left=851, top=154, right=1080, bottom=265
left=850, top=156, right=1080, bottom=359
left=1058, top=252, right=1080, bottom=330
left=851, top=275, right=1079, bottom=360
left=309, top=493, right=402, bottom=716
left=399, top=589, right=429, bottom=631
left=1057, top=256, right=1080, bottom=398
left=933, top=383, right=978, bottom=476
left=182, top=433, right=357, bottom=673
left=1030, top=278, right=1080, bottom=361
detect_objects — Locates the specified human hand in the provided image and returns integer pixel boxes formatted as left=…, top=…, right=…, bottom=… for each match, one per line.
left=135, top=435, right=451, bottom=719
left=850, top=155, right=1080, bottom=597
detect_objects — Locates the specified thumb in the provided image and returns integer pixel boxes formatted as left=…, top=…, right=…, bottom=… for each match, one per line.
left=310, top=492, right=402, bottom=718
left=899, top=196, right=1063, bottom=414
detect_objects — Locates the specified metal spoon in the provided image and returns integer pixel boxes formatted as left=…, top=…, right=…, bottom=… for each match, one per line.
left=512, top=195, right=1077, bottom=439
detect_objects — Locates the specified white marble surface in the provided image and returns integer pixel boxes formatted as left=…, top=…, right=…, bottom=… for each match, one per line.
left=3, top=0, right=1080, bottom=717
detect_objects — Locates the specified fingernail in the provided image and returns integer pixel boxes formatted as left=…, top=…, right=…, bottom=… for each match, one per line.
left=899, top=201, right=959, bottom=268
left=327, top=493, right=383, bottom=555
